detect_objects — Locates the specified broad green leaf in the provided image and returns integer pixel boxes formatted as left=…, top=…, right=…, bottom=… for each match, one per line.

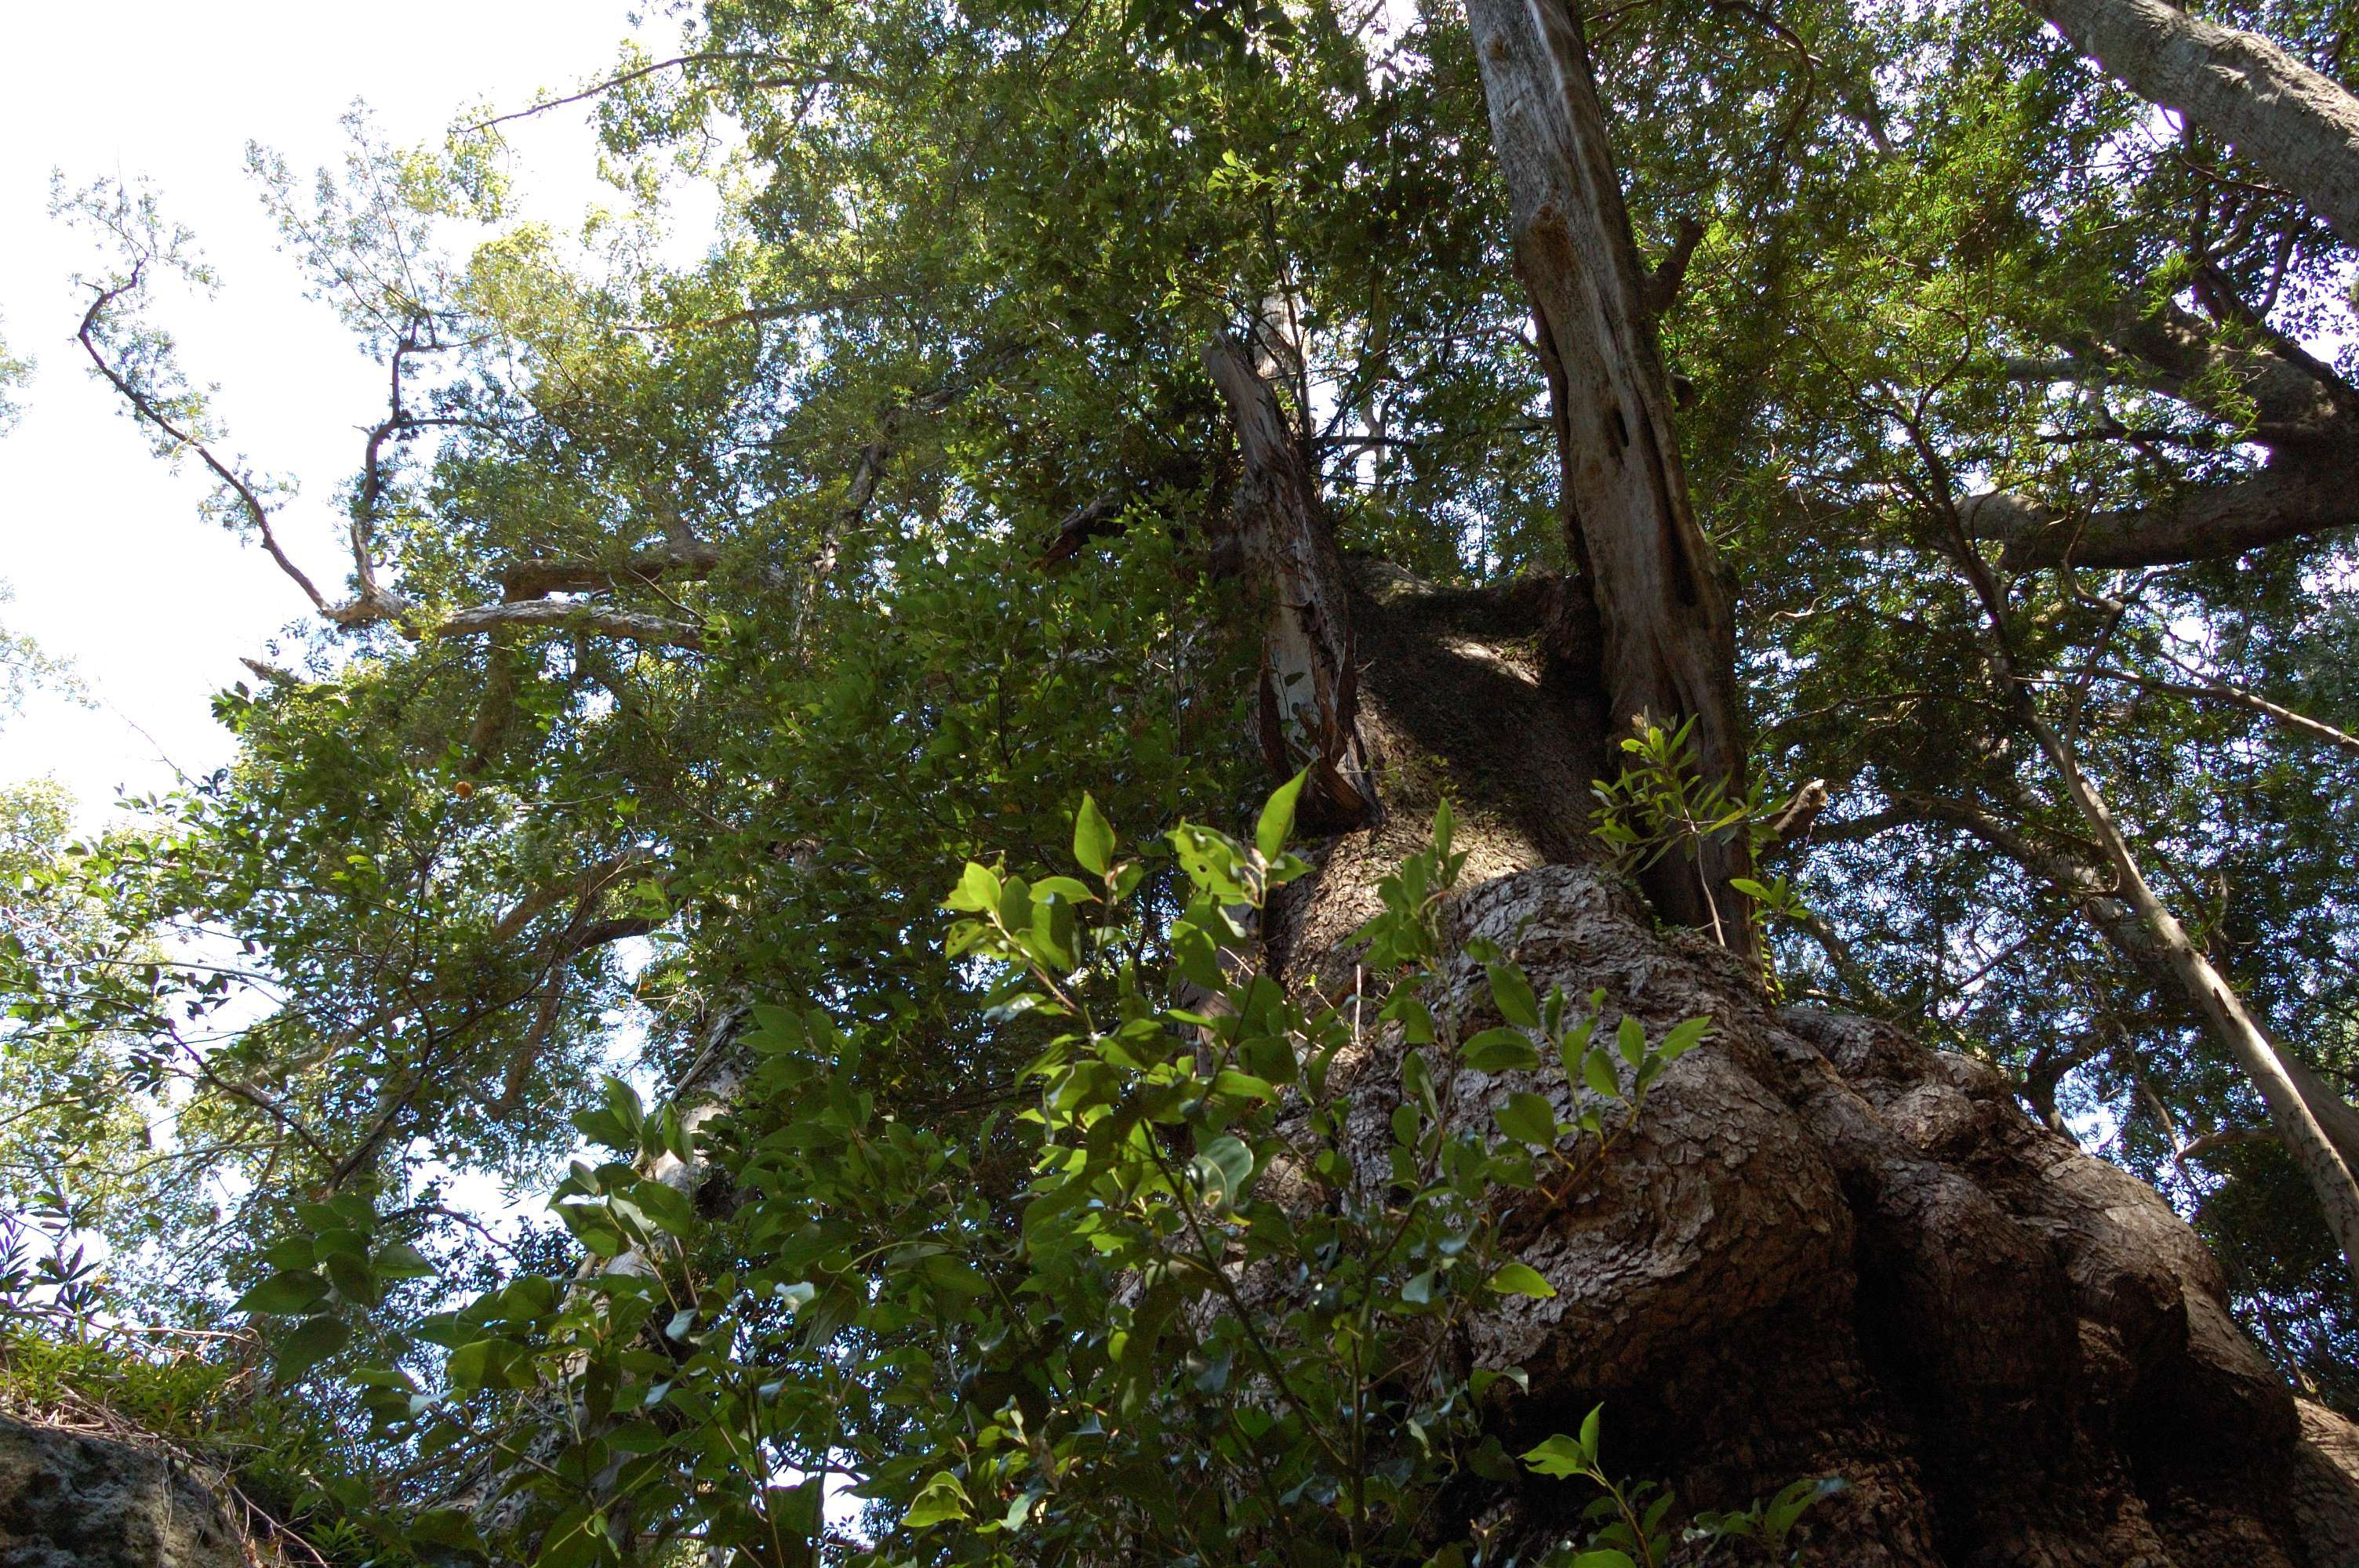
left=1582, top=1049, right=1621, bottom=1099
left=1212, top=1069, right=1277, bottom=1102
left=444, top=1339, right=505, bottom=1391
left=1521, top=1432, right=1593, bottom=1478
left=946, top=861, right=1001, bottom=913
left=1487, top=962, right=1540, bottom=1028
left=273, top=1314, right=351, bottom=1381
left=1616, top=1014, right=1646, bottom=1067
left=1073, top=793, right=1114, bottom=877
left=1463, top=1027, right=1540, bottom=1074
left=234, top=1271, right=328, bottom=1316
left=1257, top=769, right=1307, bottom=861
left=1494, top=1091, right=1559, bottom=1146
left=1661, top=1014, right=1713, bottom=1061
left=1488, top=1261, right=1558, bottom=1298
left=1191, top=1134, right=1256, bottom=1210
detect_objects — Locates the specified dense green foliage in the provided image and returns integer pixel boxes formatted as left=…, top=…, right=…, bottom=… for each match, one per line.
left=5, top=0, right=2359, bottom=1555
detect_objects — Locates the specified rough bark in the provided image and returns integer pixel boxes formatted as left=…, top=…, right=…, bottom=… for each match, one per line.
left=1256, top=568, right=2359, bottom=1565
left=1460, top=0, right=1755, bottom=957
left=2027, top=0, right=2359, bottom=247
left=1182, top=28, right=2359, bottom=1549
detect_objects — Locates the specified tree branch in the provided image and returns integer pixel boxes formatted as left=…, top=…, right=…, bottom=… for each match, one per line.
left=1645, top=214, right=1708, bottom=316
left=1960, top=466, right=2357, bottom=569
left=431, top=601, right=706, bottom=650
left=498, top=541, right=725, bottom=601
left=461, top=53, right=872, bottom=134
left=2082, top=664, right=2359, bottom=756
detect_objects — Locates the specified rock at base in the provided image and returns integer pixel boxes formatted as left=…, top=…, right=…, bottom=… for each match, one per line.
left=0, top=1416, right=245, bottom=1568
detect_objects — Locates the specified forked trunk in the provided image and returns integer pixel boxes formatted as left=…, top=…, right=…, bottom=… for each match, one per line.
left=1462, top=0, right=1756, bottom=960
left=1194, top=4, right=2359, bottom=1541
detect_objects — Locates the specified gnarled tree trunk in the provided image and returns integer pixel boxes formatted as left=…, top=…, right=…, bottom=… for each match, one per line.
left=1190, top=2, right=2359, bottom=1547
left=1230, top=511, right=2359, bottom=1566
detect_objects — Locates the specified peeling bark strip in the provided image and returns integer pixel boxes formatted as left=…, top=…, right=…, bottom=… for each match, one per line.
left=2030, top=0, right=2359, bottom=247
left=1204, top=337, right=1379, bottom=829
left=1460, top=0, right=1755, bottom=956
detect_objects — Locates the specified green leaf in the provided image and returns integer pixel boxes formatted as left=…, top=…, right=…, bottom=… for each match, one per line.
left=945, top=860, right=1001, bottom=913
left=1581, top=1049, right=1621, bottom=1100
left=324, top=1251, right=380, bottom=1308
left=262, top=1238, right=315, bottom=1272
left=1211, top=1069, right=1277, bottom=1102
left=1462, top=1027, right=1540, bottom=1074
left=234, top=1271, right=328, bottom=1316
left=1571, top=1552, right=1637, bottom=1568
left=1487, top=962, right=1540, bottom=1029
left=1660, top=1014, right=1713, bottom=1062
left=1488, top=1261, right=1558, bottom=1298
left=403, top=1508, right=489, bottom=1559
left=1494, top=1091, right=1559, bottom=1146
left=1191, top=1134, right=1256, bottom=1210
left=1257, top=769, right=1307, bottom=862
left=444, top=1339, right=507, bottom=1392
left=903, top=1472, right=971, bottom=1530
left=273, top=1315, right=351, bottom=1381
left=1521, top=1432, right=1593, bottom=1478
left=1616, top=1014, right=1646, bottom=1067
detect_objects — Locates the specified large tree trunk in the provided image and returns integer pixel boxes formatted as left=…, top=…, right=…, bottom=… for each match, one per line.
left=2026, top=0, right=2359, bottom=247
left=1244, top=550, right=2359, bottom=1564
left=1192, top=4, right=2359, bottom=1548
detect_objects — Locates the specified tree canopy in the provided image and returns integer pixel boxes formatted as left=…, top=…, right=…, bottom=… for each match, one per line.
left=5, top=0, right=2359, bottom=1558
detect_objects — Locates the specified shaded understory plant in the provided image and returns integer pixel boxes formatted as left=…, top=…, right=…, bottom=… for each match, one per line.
left=287, top=782, right=1833, bottom=1566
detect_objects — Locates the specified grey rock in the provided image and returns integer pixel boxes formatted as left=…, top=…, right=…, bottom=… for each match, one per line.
left=0, top=1415, right=245, bottom=1568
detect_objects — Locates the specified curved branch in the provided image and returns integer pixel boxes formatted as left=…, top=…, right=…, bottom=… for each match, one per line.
left=431, top=601, right=705, bottom=650
left=1961, top=466, right=2357, bottom=568
left=76, top=279, right=335, bottom=617
left=2027, top=0, right=2359, bottom=245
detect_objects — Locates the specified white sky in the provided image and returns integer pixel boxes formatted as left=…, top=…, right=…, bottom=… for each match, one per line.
left=0, top=0, right=671, bottom=825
